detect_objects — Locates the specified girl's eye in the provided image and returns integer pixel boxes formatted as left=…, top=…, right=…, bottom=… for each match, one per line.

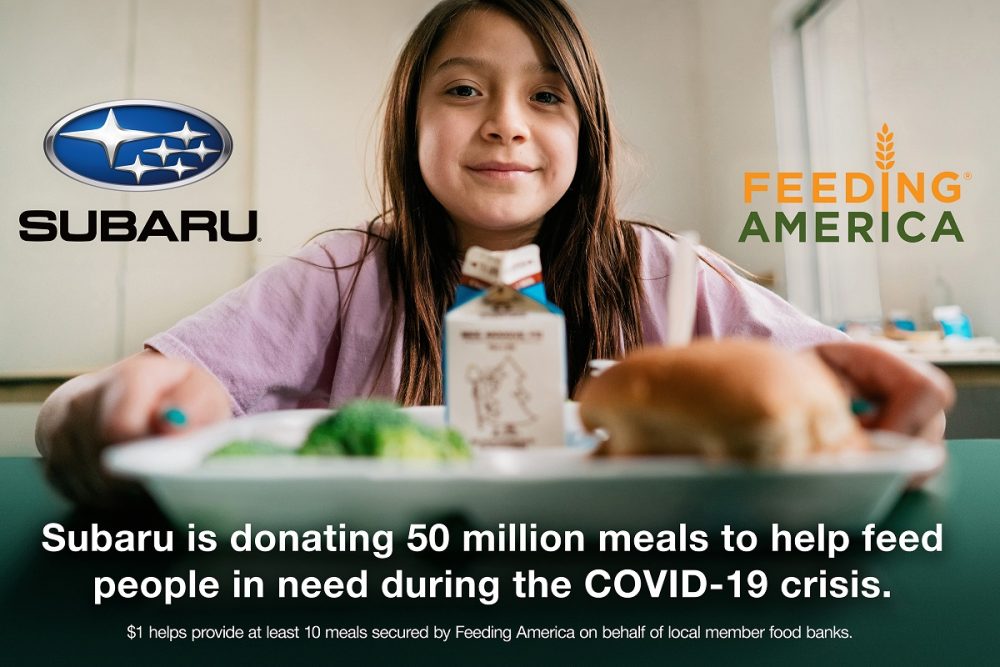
left=446, top=85, right=480, bottom=98
left=532, top=91, right=563, bottom=105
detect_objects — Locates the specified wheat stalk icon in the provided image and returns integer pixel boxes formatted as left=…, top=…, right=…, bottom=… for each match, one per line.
left=876, top=123, right=895, bottom=171
left=876, top=123, right=895, bottom=212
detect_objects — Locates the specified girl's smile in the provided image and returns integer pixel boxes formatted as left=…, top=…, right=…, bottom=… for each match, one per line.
left=466, top=160, right=538, bottom=182
left=417, top=8, right=581, bottom=251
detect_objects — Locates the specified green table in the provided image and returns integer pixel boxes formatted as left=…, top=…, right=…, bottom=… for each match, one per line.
left=1, top=442, right=998, bottom=664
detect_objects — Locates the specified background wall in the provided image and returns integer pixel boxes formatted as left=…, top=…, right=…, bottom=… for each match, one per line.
left=695, top=0, right=786, bottom=281
left=859, top=0, right=1000, bottom=331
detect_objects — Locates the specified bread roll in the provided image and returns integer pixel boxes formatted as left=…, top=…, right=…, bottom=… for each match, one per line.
left=579, top=339, right=867, bottom=463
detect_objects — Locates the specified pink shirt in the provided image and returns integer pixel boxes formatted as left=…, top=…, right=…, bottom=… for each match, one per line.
left=146, top=225, right=845, bottom=415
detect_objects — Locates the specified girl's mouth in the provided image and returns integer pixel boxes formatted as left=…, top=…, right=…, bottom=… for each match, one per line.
left=467, top=162, right=537, bottom=181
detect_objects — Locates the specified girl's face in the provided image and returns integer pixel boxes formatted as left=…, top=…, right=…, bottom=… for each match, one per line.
left=417, top=9, right=580, bottom=251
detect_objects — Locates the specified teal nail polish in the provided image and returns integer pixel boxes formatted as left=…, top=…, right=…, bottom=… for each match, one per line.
left=162, top=407, right=187, bottom=426
left=851, top=398, right=876, bottom=416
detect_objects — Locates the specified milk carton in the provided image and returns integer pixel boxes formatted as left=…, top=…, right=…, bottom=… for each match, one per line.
left=445, top=244, right=566, bottom=448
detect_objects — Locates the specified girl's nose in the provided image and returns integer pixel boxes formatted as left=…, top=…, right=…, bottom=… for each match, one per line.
left=480, top=96, right=529, bottom=144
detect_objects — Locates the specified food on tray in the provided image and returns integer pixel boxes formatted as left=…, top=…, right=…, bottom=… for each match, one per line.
left=206, top=400, right=469, bottom=461
left=210, top=439, right=292, bottom=458
left=210, top=401, right=470, bottom=461
left=578, top=339, right=868, bottom=463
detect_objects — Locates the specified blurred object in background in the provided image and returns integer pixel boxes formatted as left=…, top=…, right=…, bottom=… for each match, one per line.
left=886, top=309, right=916, bottom=333
left=934, top=305, right=974, bottom=340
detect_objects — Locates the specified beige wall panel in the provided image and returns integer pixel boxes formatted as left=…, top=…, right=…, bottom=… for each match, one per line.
left=695, top=0, right=786, bottom=283
left=121, top=0, right=255, bottom=354
left=0, top=0, right=131, bottom=373
left=253, top=0, right=436, bottom=268
left=860, top=0, right=1000, bottom=334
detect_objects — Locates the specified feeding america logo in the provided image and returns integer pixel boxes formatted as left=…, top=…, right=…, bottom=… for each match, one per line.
left=44, top=100, right=232, bottom=191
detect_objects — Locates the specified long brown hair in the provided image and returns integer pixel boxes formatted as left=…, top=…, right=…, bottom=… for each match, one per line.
left=378, top=0, right=644, bottom=405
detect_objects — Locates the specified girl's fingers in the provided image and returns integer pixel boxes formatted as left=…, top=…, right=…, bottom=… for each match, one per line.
left=915, top=410, right=948, bottom=444
left=97, top=355, right=193, bottom=444
left=876, top=378, right=949, bottom=439
left=813, top=342, right=955, bottom=440
left=153, top=366, right=232, bottom=435
left=872, top=363, right=953, bottom=439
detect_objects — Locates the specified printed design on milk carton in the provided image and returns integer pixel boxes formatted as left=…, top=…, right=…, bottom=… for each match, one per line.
left=466, top=355, right=537, bottom=435
left=445, top=244, right=566, bottom=448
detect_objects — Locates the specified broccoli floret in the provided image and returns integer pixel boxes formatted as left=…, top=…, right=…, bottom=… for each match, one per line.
left=298, top=400, right=471, bottom=460
left=300, top=401, right=405, bottom=456
left=444, top=428, right=470, bottom=458
left=210, top=439, right=292, bottom=458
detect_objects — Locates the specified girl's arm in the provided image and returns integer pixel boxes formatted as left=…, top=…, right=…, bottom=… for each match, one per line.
left=35, top=349, right=231, bottom=507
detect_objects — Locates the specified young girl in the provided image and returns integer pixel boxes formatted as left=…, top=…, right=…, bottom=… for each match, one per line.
left=37, top=0, right=952, bottom=506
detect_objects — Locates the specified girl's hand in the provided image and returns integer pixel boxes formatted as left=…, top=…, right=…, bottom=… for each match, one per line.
left=36, top=350, right=232, bottom=508
left=811, top=341, right=955, bottom=443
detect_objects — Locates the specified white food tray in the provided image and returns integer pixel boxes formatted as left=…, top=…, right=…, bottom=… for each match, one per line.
left=103, top=404, right=944, bottom=534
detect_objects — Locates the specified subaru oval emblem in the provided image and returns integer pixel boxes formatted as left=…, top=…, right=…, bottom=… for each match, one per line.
left=44, top=100, right=233, bottom=192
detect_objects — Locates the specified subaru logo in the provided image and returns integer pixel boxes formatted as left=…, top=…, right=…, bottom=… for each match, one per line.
left=44, top=100, right=232, bottom=192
